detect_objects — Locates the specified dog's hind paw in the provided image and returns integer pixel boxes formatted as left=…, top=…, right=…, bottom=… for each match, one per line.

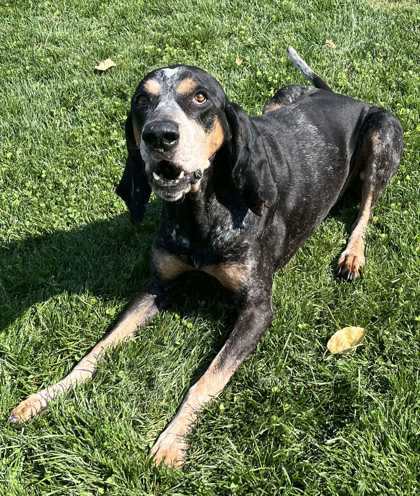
left=337, top=250, right=365, bottom=281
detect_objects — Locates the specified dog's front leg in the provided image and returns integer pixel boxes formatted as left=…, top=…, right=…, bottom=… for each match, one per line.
left=151, top=287, right=273, bottom=468
left=9, top=281, right=166, bottom=423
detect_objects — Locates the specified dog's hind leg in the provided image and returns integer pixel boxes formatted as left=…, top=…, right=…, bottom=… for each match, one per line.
left=337, top=187, right=373, bottom=280
left=9, top=282, right=166, bottom=423
left=337, top=110, right=403, bottom=280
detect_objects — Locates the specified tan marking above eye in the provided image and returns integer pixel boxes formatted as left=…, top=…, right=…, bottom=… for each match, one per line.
left=143, top=79, right=161, bottom=96
left=176, top=78, right=198, bottom=95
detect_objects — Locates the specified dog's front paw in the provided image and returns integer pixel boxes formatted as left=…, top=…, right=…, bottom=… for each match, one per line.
left=150, top=429, right=188, bottom=469
left=9, top=393, right=45, bottom=424
left=337, top=250, right=365, bottom=281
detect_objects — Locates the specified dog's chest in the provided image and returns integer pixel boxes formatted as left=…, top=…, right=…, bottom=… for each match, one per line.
left=160, top=213, right=251, bottom=266
left=154, top=209, right=253, bottom=291
left=152, top=245, right=251, bottom=292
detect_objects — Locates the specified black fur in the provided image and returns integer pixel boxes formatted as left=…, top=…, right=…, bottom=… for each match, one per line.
left=117, top=51, right=403, bottom=341
left=225, top=102, right=278, bottom=215
left=115, top=115, right=151, bottom=223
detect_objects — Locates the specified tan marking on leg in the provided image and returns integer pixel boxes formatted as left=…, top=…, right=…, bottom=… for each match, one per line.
left=151, top=357, right=237, bottom=468
left=9, top=293, right=159, bottom=423
left=203, top=262, right=249, bottom=291
left=176, top=78, right=197, bottom=95
left=263, top=101, right=284, bottom=113
left=143, top=79, right=161, bottom=96
left=338, top=190, right=374, bottom=280
left=151, top=285, right=272, bottom=468
left=152, top=248, right=193, bottom=281
left=206, top=117, right=224, bottom=158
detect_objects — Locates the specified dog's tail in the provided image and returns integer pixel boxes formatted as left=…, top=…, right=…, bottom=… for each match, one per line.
left=287, top=46, right=332, bottom=92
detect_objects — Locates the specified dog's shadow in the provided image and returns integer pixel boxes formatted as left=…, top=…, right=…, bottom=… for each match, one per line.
left=0, top=192, right=361, bottom=349
left=0, top=207, right=236, bottom=349
left=0, top=212, right=156, bottom=334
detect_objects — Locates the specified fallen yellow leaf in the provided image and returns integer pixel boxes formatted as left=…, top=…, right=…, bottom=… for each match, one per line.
left=327, top=326, right=365, bottom=354
left=235, top=56, right=243, bottom=65
left=95, top=58, right=116, bottom=72
left=325, top=39, right=337, bottom=49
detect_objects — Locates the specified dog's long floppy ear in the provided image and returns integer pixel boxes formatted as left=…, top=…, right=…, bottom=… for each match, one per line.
left=225, top=102, right=277, bottom=215
left=115, top=112, right=151, bottom=223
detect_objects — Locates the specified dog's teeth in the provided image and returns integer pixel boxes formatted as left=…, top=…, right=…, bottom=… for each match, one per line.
left=153, top=172, right=160, bottom=180
left=179, top=171, right=184, bottom=178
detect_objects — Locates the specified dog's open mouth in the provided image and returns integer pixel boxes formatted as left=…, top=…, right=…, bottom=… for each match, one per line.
left=151, top=160, right=192, bottom=201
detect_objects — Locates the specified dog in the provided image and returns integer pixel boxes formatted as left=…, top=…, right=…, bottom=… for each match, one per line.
left=9, top=47, right=403, bottom=468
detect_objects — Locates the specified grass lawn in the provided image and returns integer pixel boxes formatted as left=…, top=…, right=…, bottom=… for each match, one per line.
left=0, top=0, right=419, bottom=494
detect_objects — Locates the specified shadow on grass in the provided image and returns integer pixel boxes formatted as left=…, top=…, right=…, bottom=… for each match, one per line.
left=0, top=207, right=236, bottom=342
left=0, top=212, right=157, bottom=333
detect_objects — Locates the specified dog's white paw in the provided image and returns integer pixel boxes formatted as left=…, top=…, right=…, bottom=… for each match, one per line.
left=9, top=393, right=45, bottom=423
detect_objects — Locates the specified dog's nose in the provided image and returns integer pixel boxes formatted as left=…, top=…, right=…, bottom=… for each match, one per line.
left=142, top=120, right=179, bottom=151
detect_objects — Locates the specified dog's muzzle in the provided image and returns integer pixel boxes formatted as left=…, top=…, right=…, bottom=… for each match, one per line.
left=151, top=161, right=203, bottom=201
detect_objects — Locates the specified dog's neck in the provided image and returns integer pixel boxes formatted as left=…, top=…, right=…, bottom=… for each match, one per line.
left=162, top=161, right=216, bottom=232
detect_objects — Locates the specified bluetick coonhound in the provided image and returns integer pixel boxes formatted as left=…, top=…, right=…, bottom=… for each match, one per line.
left=10, top=47, right=403, bottom=468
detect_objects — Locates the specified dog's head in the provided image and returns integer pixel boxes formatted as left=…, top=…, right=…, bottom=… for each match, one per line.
left=117, top=65, right=276, bottom=222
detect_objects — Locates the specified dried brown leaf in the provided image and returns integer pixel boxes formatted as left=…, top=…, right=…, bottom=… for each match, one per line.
left=327, top=326, right=365, bottom=354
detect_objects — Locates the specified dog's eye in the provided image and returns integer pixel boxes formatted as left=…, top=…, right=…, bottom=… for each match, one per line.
left=193, top=92, right=208, bottom=105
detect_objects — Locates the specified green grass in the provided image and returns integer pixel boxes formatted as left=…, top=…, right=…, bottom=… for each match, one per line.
left=0, top=0, right=419, bottom=494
